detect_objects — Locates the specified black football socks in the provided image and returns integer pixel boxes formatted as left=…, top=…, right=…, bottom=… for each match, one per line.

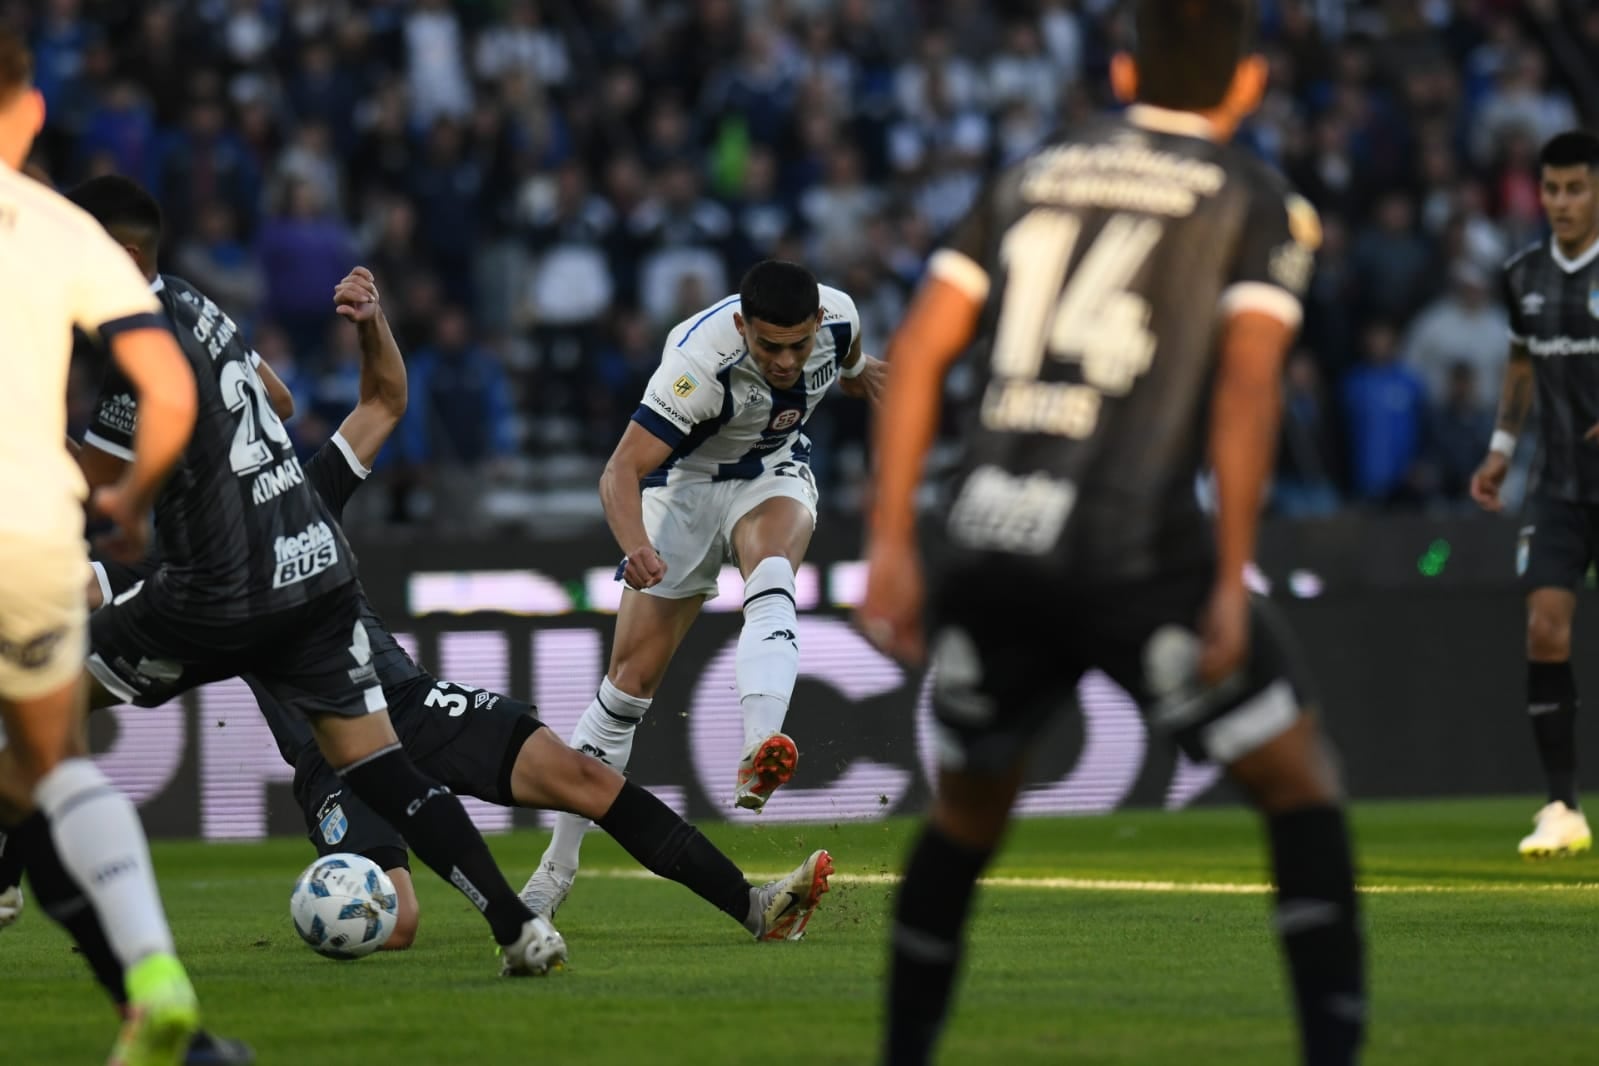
left=1267, top=806, right=1366, bottom=1066
left=338, top=745, right=532, bottom=944
left=1528, top=661, right=1579, bottom=809
left=884, top=823, right=993, bottom=1066
left=596, top=781, right=755, bottom=929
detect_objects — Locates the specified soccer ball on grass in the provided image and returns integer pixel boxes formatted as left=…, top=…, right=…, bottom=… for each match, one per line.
left=290, top=853, right=398, bottom=960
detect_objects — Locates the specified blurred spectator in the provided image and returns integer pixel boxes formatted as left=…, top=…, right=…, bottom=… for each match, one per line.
left=1401, top=260, right=1509, bottom=411
left=399, top=306, right=516, bottom=525
left=257, top=180, right=358, bottom=362
left=1425, top=362, right=1495, bottom=506
left=174, top=202, right=263, bottom=329
left=406, top=0, right=472, bottom=127
left=1472, top=47, right=1578, bottom=167
left=1275, top=351, right=1343, bottom=517
left=408, top=119, right=484, bottom=304
left=475, top=1, right=571, bottom=90
left=634, top=158, right=733, bottom=327
left=1351, top=192, right=1434, bottom=325
left=588, top=308, right=659, bottom=452
left=1341, top=320, right=1430, bottom=506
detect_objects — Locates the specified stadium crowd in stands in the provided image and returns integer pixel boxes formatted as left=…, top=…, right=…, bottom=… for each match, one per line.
left=20, top=0, right=1599, bottom=527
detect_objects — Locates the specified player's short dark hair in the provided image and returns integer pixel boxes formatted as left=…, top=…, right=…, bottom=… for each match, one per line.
left=0, top=27, right=32, bottom=100
left=1539, top=131, right=1599, bottom=173
left=66, top=175, right=164, bottom=250
left=739, top=260, right=820, bottom=329
left=1133, top=0, right=1257, bottom=111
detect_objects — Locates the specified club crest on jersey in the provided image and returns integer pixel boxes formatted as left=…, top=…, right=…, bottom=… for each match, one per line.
left=769, top=409, right=802, bottom=432
left=672, top=373, right=699, bottom=398
left=316, top=794, right=348, bottom=846
left=1522, top=292, right=1545, bottom=318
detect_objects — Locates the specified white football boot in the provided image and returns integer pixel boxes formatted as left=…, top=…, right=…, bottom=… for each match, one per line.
left=500, top=915, right=568, bottom=976
left=734, top=733, right=799, bottom=812
left=1518, top=801, right=1593, bottom=859
left=0, top=884, right=21, bottom=929
left=751, top=849, right=834, bottom=941
left=520, top=862, right=574, bottom=922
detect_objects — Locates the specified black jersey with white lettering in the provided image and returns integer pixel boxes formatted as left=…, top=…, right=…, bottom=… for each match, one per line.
left=1502, top=240, right=1599, bottom=502
left=94, top=434, right=429, bottom=764
left=85, top=275, right=355, bottom=621
left=931, top=108, right=1318, bottom=583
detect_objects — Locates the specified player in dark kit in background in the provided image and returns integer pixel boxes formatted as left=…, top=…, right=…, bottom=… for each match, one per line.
left=1471, top=131, right=1599, bottom=858
left=43, top=175, right=566, bottom=978
left=89, top=266, right=832, bottom=951
left=859, top=3, right=1364, bottom=1064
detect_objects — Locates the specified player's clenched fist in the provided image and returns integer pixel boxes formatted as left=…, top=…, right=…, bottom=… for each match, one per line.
left=334, top=266, right=381, bottom=322
left=621, top=544, right=668, bottom=590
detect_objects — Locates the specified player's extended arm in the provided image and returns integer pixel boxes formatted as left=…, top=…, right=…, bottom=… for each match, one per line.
left=599, top=423, right=676, bottom=589
left=1202, top=311, right=1295, bottom=683
left=858, top=276, right=984, bottom=663
left=838, top=333, right=886, bottom=403
left=97, top=327, right=197, bottom=528
left=1470, top=341, right=1532, bottom=512
left=333, top=267, right=407, bottom=469
left=255, top=356, right=296, bottom=422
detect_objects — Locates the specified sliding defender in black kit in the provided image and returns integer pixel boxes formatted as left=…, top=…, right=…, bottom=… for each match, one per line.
left=860, top=3, right=1364, bottom=1065
left=1471, top=131, right=1599, bottom=859
left=50, top=175, right=567, bottom=978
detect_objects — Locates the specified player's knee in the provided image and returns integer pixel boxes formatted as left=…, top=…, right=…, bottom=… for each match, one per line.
left=557, top=745, right=623, bottom=816
left=1527, top=609, right=1572, bottom=661
left=605, top=662, right=663, bottom=700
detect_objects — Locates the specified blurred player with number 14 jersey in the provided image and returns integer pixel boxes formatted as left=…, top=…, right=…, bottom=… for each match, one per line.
left=860, top=1, right=1366, bottom=1063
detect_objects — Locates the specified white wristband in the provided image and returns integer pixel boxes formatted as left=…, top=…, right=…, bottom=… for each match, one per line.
left=841, top=354, right=868, bottom=379
left=1490, top=430, right=1517, bottom=458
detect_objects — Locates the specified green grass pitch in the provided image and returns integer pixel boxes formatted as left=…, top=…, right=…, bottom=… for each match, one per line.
left=7, top=797, right=1598, bottom=1065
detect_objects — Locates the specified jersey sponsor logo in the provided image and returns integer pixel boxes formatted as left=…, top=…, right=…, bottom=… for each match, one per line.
left=474, top=689, right=499, bottom=710
left=1521, top=292, right=1546, bottom=317
left=273, top=520, right=339, bottom=589
left=316, top=794, right=348, bottom=846
left=947, top=465, right=1077, bottom=556
left=97, top=393, right=137, bottom=437
left=1527, top=336, right=1599, bottom=357
left=673, top=373, right=700, bottom=397
left=1269, top=240, right=1315, bottom=295
left=808, top=362, right=837, bottom=391
left=0, top=627, right=65, bottom=670
left=746, top=384, right=764, bottom=406
left=647, top=390, right=692, bottom=428
left=768, top=409, right=802, bottom=432
left=188, top=294, right=240, bottom=361
left=251, top=455, right=306, bottom=505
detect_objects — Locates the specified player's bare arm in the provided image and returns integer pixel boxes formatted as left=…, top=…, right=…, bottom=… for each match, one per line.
left=600, top=423, right=675, bottom=589
left=95, top=326, right=197, bottom=561
left=255, top=356, right=295, bottom=422
left=859, top=274, right=985, bottom=664
left=836, top=333, right=886, bottom=403
left=1470, top=340, right=1532, bottom=512
left=1203, top=310, right=1295, bottom=684
left=332, top=267, right=408, bottom=468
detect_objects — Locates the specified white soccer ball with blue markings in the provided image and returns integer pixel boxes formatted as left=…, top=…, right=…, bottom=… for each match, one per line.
left=290, top=853, right=398, bottom=960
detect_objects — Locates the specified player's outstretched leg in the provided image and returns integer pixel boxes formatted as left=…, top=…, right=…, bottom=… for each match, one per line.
left=1227, top=714, right=1365, bottom=1066
left=527, top=678, right=651, bottom=916
left=7, top=814, right=255, bottom=1065
left=513, top=729, right=832, bottom=938
left=1520, top=591, right=1591, bottom=857
left=884, top=766, right=1018, bottom=1066
left=734, top=555, right=802, bottom=811
left=316, top=713, right=565, bottom=976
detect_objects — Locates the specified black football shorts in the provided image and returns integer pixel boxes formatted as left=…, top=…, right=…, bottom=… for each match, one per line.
left=926, top=563, right=1313, bottom=773
left=1518, top=492, right=1599, bottom=593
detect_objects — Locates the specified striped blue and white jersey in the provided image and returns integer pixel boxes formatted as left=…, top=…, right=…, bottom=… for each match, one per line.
left=631, top=286, right=860, bottom=486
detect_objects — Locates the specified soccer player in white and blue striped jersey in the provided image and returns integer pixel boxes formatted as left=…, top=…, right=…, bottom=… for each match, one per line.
left=524, top=260, right=884, bottom=917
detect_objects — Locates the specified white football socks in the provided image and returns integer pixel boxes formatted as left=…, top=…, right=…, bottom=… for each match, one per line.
left=737, top=556, right=800, bottom=753
left=540, top=678, right=652, bottom=877
left=35, top=758, right=175, bottom=966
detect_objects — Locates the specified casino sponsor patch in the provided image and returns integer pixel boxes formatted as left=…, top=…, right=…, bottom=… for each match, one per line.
left=316, top=793, right=348, bottom=846
left=673, top=373, right=699, bottom=398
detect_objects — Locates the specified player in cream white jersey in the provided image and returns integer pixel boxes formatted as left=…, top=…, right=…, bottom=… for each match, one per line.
left=524, top=260, right=884, bottom=917
left=0, top=28, right=206, bottom=1066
